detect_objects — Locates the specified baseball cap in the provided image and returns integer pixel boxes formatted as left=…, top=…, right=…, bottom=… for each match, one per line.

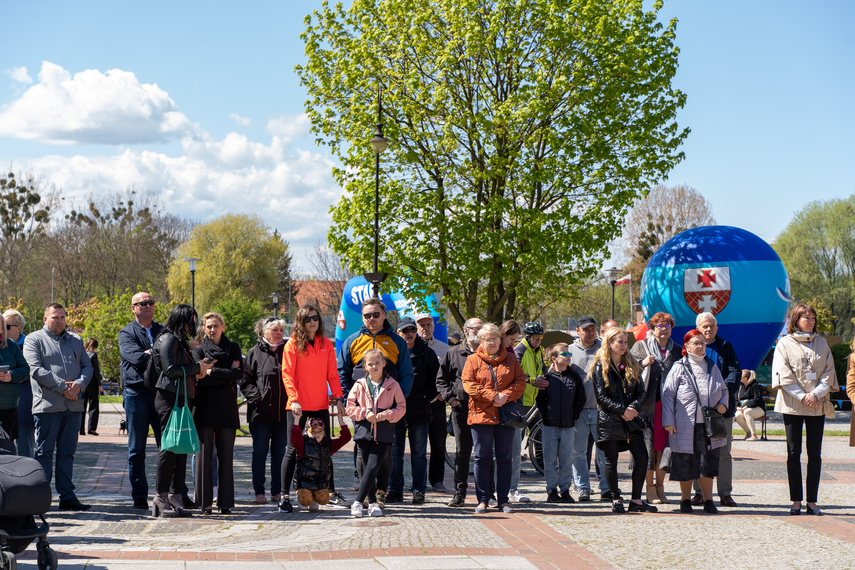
left=577, top=316, right=596, bottom=328
left=397, top=316, right=417, bottom=331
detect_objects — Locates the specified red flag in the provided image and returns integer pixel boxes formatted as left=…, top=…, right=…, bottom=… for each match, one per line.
left=614, top=273, right=631, bottom=285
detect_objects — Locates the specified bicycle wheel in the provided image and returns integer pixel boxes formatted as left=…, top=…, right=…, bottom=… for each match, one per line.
left=527, top=419, right=544, bottom=475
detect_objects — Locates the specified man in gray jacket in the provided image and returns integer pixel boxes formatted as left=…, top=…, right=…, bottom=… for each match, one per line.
left=23, top=303, right=93, bottom=511
left=568, top=316, right=611, bottom=501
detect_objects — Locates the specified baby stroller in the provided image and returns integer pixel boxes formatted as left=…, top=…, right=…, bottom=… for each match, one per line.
left=0, top=426, right=57, bottom=570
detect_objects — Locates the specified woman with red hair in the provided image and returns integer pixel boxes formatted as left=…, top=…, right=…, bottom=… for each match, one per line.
left=662, top=329, right=728, bottom=514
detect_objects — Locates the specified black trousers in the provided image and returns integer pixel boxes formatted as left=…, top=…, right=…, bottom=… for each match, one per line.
left=154, top=389, right=189, bottom=495
left=195, top=426, right=236, bottom=509
left=355, top=440, right=391, bottom=504
left=280, top=409, right=335, bottom=495
left=79, top=389, right=99, bottom=434
left=783, top=413, right=825, bottom=503
left=428, top=400, right=447, bottom=486
left=600, top=436, right=648, bottom=501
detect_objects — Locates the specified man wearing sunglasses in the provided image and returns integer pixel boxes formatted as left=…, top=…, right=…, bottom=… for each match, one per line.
left=118, top=292, right=164, bottom=510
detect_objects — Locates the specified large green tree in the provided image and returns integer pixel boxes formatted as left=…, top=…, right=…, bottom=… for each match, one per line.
left=166, top=214, right=292, bottom=312
left=299, top=0, right=688, bottom=326
left=773, top=195, right=855, bottom=338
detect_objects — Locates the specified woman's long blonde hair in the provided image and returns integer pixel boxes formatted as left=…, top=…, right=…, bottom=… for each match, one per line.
left=592, top=327, right=640, bottom=388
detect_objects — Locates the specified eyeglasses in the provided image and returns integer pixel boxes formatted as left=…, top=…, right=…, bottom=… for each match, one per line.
left=400, top=327, right=417, bottom=334
left=654, top=324, right=672, bottom=330
left=686, top=341, right=706, bottom=347
left=530, top=335, right=543, bottom=340
left=362, top=311, right=383, bottom=320
left=303, top=315, right=321, bottom=323
left=132, top=300, right=155, bottom=307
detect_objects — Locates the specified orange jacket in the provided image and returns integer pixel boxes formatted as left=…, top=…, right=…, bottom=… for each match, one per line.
left=462, top=346, right=526, bottom=425
left=282, top=335, right=343, bottom=412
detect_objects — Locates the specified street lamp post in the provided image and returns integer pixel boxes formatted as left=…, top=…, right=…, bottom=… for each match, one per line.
left=364, top=86, right=389, bottom=299
left=185, top=257, right=201, bottom=310
left=605, top=266, right=621, bottom=321
left=270, top=292, right=280, bottom=318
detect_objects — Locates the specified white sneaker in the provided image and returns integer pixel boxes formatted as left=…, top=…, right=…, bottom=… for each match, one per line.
left=510, top=489, right=531, bottom=503
left=368, top=502, right=384, bottom=517
left=308, top=501, right=319, bottom=512
left=350, top=501, right=364, bottom=517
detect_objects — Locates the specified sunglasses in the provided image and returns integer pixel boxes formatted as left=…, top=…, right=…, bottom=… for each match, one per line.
left=530, top=335, right=543, bottom=340
left=556, top=352, right=571, bottom=358
left=362, top=311, right=383, bottom=320
left=655, top=324, right=672, bottom=330
left=303, top=315, right=321, bottom=323
left=133, top=300, right=155, bottom=307
left=400, top=327, right=417, bottom=334
left=5, top=324, right=15, bottom=331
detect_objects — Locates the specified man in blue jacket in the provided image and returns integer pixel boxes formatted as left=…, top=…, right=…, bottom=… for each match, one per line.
left=338, top=298, right=413, bottom=501
left=118, top=291, right=164, bottom=510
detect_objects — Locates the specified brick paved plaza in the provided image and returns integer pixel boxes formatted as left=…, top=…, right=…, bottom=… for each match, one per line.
left=10, top=409, right=855, bottom=569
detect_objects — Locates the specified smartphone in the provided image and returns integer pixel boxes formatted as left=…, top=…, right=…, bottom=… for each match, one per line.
left=0, top=365, right=9, bottom=373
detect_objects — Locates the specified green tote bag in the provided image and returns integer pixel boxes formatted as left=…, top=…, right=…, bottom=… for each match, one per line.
left=161, top=369, right=200, bottom=454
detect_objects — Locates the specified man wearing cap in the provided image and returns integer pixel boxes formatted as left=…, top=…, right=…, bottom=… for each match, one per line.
left=568, top=316, right=611, bottom=501
left=387, top=317, right=440, bottom=504
left=415, top=312, right=451, bottom=493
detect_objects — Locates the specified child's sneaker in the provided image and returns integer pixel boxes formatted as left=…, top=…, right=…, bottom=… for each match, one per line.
left=375, top=490, right=387, bottom=508
left=308, top=501, right=320, bottom=512
left=350, top=501, right=364, bottom=518
left=368, top=502, right=384, bottom=517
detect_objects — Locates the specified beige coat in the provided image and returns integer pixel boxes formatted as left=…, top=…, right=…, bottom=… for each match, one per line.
left=846, top=353, right=855, bottom=447
left=772, top=333, right=838, bottom=417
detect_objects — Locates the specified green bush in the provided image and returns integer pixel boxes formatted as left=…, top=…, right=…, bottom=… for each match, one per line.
left=211, top=291, right=265, bottom=353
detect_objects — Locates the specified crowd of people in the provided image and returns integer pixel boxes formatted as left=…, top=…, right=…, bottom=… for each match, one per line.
left=0, top=293, right=848, bottom=520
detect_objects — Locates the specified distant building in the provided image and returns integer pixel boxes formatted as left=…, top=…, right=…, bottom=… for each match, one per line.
left=293, top=280, right=346, bottom=335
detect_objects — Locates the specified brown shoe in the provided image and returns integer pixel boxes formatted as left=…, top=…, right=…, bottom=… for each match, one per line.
left=690, top=493, right=704, bottom=506
left=720, top=495, right=738, bottom=507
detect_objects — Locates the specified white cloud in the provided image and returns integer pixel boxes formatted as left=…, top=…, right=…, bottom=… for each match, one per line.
left=6, top=67, right=32, bottom=84
left=229, top=113, right=251, bottom=127
left=0, top=61, right=196, bottom=145
left=267, top=113, right=310, bottom=138
left=23, top=132, right=342, bottom=270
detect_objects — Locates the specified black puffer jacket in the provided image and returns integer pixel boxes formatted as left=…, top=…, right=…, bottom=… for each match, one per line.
left=295, top=433, right=332, bottom=491
left=191, top=334, right=243, bottom=429
left=536, top=366, right=586, bottom=428
left=437, top=341, right=475, bottom=407
left=406, top=336, right=440, bottom=424
left=737, top=380, right=765, bottom=410
left=241, top=338, right=288, bottom=424
left=592, top=361, right=645, bottom=443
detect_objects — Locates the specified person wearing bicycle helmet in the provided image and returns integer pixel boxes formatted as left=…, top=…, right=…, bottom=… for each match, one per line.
left=510, top=321, right=547, bottom=503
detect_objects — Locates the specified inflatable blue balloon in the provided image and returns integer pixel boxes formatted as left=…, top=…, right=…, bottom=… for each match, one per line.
left=335, top=276, right=447, bottom=353
left=640, top=226, right=790, bottom=371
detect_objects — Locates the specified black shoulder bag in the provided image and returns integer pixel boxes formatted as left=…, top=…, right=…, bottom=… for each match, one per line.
left=486, top=363, right=527, bottom=429
left=684, top=360, right=727, bottom=440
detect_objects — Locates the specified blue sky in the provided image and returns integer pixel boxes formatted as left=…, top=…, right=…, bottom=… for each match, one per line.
left=1, top=0, right=853, bottom=272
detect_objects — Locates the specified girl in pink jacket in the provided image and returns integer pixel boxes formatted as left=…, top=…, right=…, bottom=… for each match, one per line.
left=345, top=348, right=406, bottom=517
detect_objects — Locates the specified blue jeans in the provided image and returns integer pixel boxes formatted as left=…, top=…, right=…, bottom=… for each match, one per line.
left=16, top=382, right=35, bottom=458
left=390, top=420, right=429, bottom=494
left=572, top=408, right=608, bottom=493
left=34, top=410, right=81, bottom=500
left=542, top=425, right=576, bottom=493
left=124, top=386, right=163, bottom=500
left=472, top=423, right=514, bottom=505
left=510, top=426, right=523, bottom=491
left=249, top=421, right=288, bottom=496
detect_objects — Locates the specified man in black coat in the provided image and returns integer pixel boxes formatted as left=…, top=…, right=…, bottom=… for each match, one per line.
left=388, top=317, right=439, bottom=504
left=119, top=291, right=163, bottom=510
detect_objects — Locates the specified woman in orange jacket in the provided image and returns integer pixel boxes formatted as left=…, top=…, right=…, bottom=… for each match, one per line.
left=462, top=323, right=526, bottom=514
left=278, top=304, right=346, bottom=513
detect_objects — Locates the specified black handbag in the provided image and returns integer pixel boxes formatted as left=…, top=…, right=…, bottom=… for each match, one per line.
left=684, top=360, right=727, bottom=440
left=486, top=364, right=527, bottom=429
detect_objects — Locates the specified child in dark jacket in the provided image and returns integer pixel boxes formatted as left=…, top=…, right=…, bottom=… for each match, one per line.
left=292, top=417, right=351, bottom=511
left=536, top=343, right=586, bottom=503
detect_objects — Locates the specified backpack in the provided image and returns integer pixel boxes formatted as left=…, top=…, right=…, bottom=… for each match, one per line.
left=143, top=339, right=162, bottom=391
